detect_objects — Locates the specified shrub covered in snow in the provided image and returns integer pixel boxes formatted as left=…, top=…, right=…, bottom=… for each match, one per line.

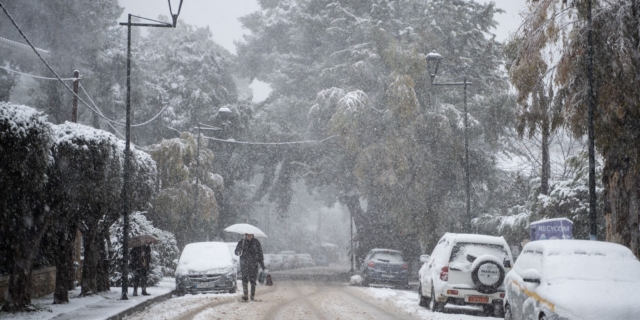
left=109, top=211, right=179, bottom=286
left=0, top=103, right=55, bottom=310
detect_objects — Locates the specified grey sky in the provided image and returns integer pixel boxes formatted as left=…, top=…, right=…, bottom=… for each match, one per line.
left=118, top=0, right=528, bottom=101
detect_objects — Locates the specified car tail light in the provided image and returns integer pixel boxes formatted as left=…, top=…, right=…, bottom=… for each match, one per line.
left=446, top=290, right=458, bottom=295
left=402, top=263, right=408, bottom=270
left=500, top=293, right=505, bottom=298
left=440, top=266, right=449, bottom=281
left=367, top=260, right=375, bottom=268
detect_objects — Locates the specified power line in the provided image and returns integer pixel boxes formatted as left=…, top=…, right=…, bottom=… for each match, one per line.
left=78, top=84, right=125, bottom=139
left=0, top=65, right=76, bottom=81
left=0, top=2, right=169, bottom=130
left=200, top=134, right=338, bottom=146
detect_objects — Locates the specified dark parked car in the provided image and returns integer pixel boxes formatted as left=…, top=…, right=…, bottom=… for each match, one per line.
left=359, top=248, right=409, bottom=288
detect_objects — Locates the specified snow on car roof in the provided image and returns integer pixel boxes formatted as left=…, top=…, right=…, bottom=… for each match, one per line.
left=524, top=239, right=635, bottom=256
left=370, top=248, right=403, bottom=254
left=183, top=241, right=231, bottom=259
left=444, top=233, right=508, bottom=246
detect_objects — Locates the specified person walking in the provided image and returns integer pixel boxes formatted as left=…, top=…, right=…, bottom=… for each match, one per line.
left=130, top=244, right=151, bottom=296
left=235, top=233, right=265, bottom=301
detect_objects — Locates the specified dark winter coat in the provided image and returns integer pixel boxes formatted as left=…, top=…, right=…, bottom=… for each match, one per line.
left=235, top=238, right=265, bottom=274
left=130, top=245, right=151, bottom=272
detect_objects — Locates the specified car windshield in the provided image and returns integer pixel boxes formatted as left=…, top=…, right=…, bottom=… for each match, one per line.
left=371, top=252, right=403, bottom=263
left=544, top=251, right=640, bottom=282
left=450, top=243, right=508, bottom=270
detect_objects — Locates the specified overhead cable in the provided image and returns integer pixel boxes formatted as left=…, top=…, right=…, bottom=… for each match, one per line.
left=0, top=65, right=76, bottom=81
left=200, top=134, right=338, bottom=146
left=0, top=2, right=170, bottom=130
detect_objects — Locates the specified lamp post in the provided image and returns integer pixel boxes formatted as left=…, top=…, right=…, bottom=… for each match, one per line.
left=118, top=0, right=183, bottom=301
left=426, top=51, right=473, bottom=233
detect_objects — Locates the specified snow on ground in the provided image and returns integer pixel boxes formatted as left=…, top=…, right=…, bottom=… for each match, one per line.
left=125, top=289, right=239, bottom=320
left=357, top=286, right=500, bottom=320
left=0, top=278, right=174, bottom=320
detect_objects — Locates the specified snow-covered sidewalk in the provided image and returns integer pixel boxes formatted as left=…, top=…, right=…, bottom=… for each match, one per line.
left=0, top=278, right=175, bottom=320
left=356, top=286, right=501, bottom=319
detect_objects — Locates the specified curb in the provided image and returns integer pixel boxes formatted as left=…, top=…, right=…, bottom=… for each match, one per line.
left=106, top=291, right=174, bottom=320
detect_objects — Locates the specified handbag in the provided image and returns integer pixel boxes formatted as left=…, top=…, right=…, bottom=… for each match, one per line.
left=258, top=269, right=267, bottom=284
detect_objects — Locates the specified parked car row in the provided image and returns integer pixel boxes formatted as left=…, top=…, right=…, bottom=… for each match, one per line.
left=414, top=232, right=640, bottom=320
left=264, top=251, right=317, bottom=270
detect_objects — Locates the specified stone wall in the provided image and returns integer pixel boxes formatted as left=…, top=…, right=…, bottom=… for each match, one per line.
left=0, top=266, right=56, bottom=303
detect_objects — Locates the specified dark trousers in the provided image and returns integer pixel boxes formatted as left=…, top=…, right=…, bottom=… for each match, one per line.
left=132, top=268, right=148, bottom=293
left=241, top=267, right=258, bottom=297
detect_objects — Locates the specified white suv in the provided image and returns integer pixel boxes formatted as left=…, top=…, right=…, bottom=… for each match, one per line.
left=418, top=233, right=513, bottom=317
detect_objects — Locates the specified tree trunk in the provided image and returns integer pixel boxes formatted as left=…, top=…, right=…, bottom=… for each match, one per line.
left=603, top=155, right=640, bottom=257
left=53, top=245, right=74, bottom=304
left=96, top=232, right=111, bottom=292
left=80, top=230, right=99, bottom=296
left=3, top=256, right=34, bottom=312
left=2, top=202, right=54, bottom=311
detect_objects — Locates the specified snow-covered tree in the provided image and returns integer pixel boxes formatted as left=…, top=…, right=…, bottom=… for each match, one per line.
left=109, top=212, right=179, bottom=286
left=146, top=132, right=222, bottom=248
left=556, top=0, right=640, bottom=255
left=0, top=103, right=54, bottom=311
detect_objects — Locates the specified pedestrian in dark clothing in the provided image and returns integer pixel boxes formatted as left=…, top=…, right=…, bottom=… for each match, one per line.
left=130, top=244, right=151, bottom=296
left=235, top=234, right=265, bottom=301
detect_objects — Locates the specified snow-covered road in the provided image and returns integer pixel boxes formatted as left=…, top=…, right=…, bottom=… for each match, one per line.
left=125, top=281, right=501, bottom=320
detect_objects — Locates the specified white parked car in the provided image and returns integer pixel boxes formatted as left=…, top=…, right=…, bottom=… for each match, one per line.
left=418, top=233, right=513, bottom=317
left=175, top=242, right=237, bottom=295
left=504, top=239, right=640, bottom=320
left=297, top=254, right=314, bottom=268
left=226, top=242, right=241, bottom=276
left=280, top=251, right=298, bottom=269
left=264, top=254, right=284, bottom=270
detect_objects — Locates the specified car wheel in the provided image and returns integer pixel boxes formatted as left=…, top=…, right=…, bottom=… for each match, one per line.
left=471, top=257, right=505, bottom=294
left=175, top=290, right=185, bottom=297
left=429, top=285, right=445, bottom=312
left=504, top=304, right=513, bottom=320
left=482, top=305, right=494, bottom=316
left=229, top=284, right=237, bottom=294
left=362, top=276, right=370, bottom=287
left=418, top=285, right=429, bottom=307
left=493, top=302, right=505, bottom=318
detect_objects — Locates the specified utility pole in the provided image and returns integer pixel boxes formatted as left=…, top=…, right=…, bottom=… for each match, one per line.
left=71, top=70, right=79, bottom=123
left=463, top=75, right=470, bottom=233
left=194, top=125, right=201, bottom=228
left=350, top=210, right=354, bottom=272
left=586, top=0, right=597, bottom=240
left=118, top=1, right=183, bottom=301
left=71, top=69, right=81, bottom=288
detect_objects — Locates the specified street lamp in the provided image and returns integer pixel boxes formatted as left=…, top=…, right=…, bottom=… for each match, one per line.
left=118, top=0, right=183, bottom=301
left=426, top=51, right=473, bottom=233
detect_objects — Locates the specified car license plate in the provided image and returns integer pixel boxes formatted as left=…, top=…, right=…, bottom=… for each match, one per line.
left=197, top=282, right=214, bottom=289
left=381, top=273, right=394, bottom=278
left=468, top=296, right=489, bottom=303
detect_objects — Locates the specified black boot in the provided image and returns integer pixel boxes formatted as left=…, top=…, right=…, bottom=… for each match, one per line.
left=250, top=284, right=256, bottom=301
left=242, top=282, right=249, bottom=301
left=141, top=285, right=150, bottom=296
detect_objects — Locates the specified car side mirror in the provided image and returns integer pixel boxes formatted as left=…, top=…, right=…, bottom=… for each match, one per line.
left=504, top=259, right=512, bottom=268
left=521, top=269, right=541, bottom=284
left=419, top=254, right=430, bottom=263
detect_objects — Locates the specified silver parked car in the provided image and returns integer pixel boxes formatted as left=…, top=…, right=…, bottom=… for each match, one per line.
left=175, top=242, right=237, bottom=295
left=504, top=239, right=640, bottom=320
